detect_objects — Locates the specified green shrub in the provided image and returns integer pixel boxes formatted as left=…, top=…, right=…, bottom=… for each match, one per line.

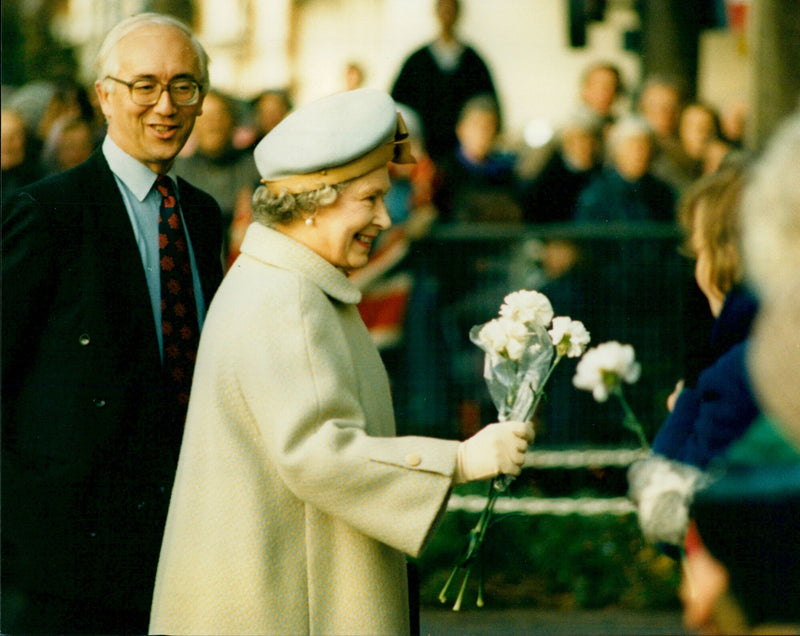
left=416, top=507, right=680, bottom=611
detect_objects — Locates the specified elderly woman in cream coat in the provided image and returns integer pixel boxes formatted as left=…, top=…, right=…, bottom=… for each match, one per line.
left=149, top=89, right=533, bottom=636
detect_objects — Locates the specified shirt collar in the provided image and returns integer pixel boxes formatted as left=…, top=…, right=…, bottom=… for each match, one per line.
left=102, top=135, right=179, bottom=201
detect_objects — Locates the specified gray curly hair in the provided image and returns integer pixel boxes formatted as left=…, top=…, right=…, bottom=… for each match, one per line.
left=251, top=182, right=350, bottom=226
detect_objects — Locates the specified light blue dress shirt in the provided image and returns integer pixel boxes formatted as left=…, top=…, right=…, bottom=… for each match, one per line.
left=102, top=136, right=206, bottom=360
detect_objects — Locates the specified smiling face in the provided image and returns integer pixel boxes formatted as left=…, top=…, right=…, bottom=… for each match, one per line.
left=95, top=24, right=204, bottom=174
left=295, top=166, right=392, bottom=270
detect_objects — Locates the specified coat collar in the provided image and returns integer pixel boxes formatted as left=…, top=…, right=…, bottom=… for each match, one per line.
left=239, top=222, right=362, bottom=305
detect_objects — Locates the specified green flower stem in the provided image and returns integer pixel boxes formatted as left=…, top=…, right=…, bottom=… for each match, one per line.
left=452, top=564, right=471, bottom=611
left=442, top=354, right=566, bottom=609
left=613, top=386, right=650, bottom=450
left=438, top=563, right=460, bottom=604
left=440, top=480, right=501, bottom=610
left=477, top=562, right=485, bottom=608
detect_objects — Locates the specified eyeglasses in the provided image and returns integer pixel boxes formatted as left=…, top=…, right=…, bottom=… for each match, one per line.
left=105, top=76, right=202, bottom=106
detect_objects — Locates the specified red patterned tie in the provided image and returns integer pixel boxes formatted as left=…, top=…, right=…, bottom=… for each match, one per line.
left=156, top=175, right=199, bottom=414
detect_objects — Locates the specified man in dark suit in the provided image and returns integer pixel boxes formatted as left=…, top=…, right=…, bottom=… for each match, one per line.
left=1, top=13, right=223, bottom=633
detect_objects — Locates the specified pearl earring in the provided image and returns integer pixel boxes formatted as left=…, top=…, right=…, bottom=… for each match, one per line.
left=305, top=216, right=314, bottom=226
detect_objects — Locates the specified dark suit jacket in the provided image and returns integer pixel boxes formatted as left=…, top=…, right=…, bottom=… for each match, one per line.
left=1, top=148, right=223, bottom=611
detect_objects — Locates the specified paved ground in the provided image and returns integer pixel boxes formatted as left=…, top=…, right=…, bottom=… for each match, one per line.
left=419, top=606, right=691, bottom=635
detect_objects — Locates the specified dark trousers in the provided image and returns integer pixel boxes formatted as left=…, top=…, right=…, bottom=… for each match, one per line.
left=407, top=560, right=420, bottom=636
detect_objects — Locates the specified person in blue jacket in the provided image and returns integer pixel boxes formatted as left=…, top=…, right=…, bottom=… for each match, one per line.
left=652, top=161, right=759, bottom=469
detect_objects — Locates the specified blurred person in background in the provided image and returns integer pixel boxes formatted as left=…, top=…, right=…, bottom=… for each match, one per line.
left=34, top=77, right=99, bottom=149
left=229, top=88, right=293, bottom=152
left=636, top=75, right=698, bottom=194
left=575, top=115, right=678, bottom=432
left=720, top=96, right=749, bottom=149
left=344, top=61, right=366, bottom=91
left=576, top=115, right=675, bottom=224
left=1, top=108, right=43, bottom=208
left=517, top=109, right=604, bottom=443
left=433, top=93, right=520, bottom=223
left=250, top=88, right=292, bottom=146
left=5, top=80, right=58, bottom=151
left=520, top=108, right=603, bottom=224
left=678, top=101, right=723, bottom=177
left=391, top=0, right=499, bottom=162
left=175, top=89, right=260, bottom=267
left=576, top=60, right=625, bottom=139
left=39, top=115, right=97, bottom=176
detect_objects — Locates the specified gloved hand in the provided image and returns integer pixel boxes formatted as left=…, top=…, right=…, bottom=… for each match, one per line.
left=627, top=454, right=704, bottom=546
left=453, top=420, right=534, bottom=484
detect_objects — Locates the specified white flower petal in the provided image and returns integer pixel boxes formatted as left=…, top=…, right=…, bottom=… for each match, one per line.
left=572, top=340, right=639, bottom=402
left=499, top=290, right=554, bottom=327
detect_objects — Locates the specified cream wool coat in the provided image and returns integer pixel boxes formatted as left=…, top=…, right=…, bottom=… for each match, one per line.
left=150, top=223, right=459, bottom=636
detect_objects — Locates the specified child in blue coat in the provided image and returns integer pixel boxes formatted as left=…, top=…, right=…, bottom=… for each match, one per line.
left=652, top=161, right=759, bottom=469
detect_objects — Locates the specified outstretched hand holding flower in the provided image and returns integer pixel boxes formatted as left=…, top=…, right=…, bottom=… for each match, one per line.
left=440, top=290, right=590, bottom=610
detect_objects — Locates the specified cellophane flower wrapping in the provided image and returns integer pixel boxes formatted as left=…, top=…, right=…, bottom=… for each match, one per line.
left=470, top=320, right=555, bottom=424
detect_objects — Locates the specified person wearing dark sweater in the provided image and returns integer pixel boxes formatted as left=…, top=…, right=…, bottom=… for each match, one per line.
left=652, top=286, right=759, bottom=468
left=390, top=0, right=498, bottom=162
left=520, top=109, right=603, bottom=223
left=433, top=94, right=520, bottom=223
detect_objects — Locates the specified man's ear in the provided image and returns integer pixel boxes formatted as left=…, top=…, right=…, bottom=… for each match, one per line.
left=95, top=81, right=113, bottom=121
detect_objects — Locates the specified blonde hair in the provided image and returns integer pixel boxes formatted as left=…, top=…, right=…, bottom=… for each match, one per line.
left=677, top=161, right=747, bottom=295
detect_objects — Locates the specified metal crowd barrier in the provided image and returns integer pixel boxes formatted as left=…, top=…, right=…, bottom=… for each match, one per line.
left=447, top=447, right=650, bottom=516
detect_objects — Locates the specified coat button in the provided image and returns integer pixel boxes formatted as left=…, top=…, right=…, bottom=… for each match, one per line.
left=79, top=333, right=91, bottom=345
left=405, top=453, right=421, bottom=467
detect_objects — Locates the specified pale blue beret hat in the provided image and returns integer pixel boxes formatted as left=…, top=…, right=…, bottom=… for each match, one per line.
left=254, top=88, right=415, bottom=194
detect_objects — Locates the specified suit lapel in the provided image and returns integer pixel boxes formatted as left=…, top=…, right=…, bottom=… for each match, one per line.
left=82, top=151, right=162, bottom=368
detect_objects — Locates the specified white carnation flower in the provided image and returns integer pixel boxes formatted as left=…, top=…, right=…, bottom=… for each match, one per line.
left=476, top=318, right=508, bottom=356
left=548, top=316, right=591, bottom=358
left=499, top=290, right=554, bottom=328
left=477, top=317, right=530, bottom=361
left=572, top=341, right=641, bottom=402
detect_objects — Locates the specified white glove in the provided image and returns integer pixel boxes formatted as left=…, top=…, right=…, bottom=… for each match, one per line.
left=627, top=455, right=704, bottom=545
left=453, top=420, right=534, bottom=484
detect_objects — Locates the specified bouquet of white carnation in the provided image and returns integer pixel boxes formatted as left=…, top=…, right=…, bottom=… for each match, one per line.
left=439, top=290, right=590, bottom=610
